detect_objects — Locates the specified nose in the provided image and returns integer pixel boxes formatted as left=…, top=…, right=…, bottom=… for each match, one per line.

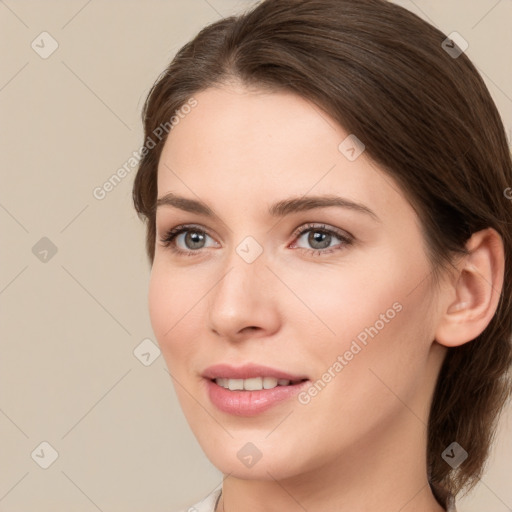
left=207, top=248, right=281, bottom=342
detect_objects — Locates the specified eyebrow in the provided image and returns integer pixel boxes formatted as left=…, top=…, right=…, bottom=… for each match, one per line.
left=156, top=193, right=380, bottom=222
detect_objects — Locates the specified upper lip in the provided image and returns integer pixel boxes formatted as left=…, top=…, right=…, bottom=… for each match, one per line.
left=202, top=363, right=309, bottom=381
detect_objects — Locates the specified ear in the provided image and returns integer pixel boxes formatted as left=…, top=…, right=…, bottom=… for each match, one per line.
left=435, top=227, right=505, bottom=348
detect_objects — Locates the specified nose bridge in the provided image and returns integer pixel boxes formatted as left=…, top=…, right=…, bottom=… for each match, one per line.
left=213, top=237, right=267, bottom=307
left=207, top=235, right=276, bottom=336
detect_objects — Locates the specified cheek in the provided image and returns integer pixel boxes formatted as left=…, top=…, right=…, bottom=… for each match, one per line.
left=283, top=244, right=434, bottom=389
left=288, top=273, right=435, bottom=454
left=148, top=262, right=204, bottom=365
left=281, top=246, right=420, bottom=346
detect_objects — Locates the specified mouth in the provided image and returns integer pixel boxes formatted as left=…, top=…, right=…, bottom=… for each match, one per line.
left=210, top=376, right=308, bottom=391
left=201, top=363, right=311, bottom=416
left=201, top=362, right=309, bottom=382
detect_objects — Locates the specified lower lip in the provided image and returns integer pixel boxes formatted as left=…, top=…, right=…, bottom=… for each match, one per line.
left=205, top=378, right=310, bottom=416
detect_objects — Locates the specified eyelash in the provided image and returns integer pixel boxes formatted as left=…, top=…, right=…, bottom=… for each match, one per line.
left=159, top=223, right=353, bottom=258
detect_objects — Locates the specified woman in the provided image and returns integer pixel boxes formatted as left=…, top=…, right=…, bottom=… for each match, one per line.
left=132, top=0, right=512, bottom=510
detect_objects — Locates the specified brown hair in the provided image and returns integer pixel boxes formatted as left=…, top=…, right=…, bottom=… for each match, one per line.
left=132, top=0, right=512, bottom=497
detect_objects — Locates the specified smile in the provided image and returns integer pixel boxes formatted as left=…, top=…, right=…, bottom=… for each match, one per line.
left=213, top=377, right=306, bottom=391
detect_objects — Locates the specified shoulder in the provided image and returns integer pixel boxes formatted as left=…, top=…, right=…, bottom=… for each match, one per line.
left=174, top=484, right=222, bottom=512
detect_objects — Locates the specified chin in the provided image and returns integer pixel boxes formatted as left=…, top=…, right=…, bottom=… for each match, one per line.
left=196, top=434, right=306, bottom=481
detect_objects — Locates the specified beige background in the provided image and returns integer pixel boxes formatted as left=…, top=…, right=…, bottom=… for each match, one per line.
left=1, top=0, right=511, bottom=510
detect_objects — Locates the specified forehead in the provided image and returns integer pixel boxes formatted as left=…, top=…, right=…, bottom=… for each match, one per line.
left=160, top=84, right=338, bottom=172
left=156, top=85, right=408, bottom=225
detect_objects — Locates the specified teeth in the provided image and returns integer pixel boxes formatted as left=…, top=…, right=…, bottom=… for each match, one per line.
left=228, top=379, right=244, bottom=391
left=215, top=378, right=228, bottom=388
left=263, top=377, right=279, bottom=389
left=214, top=377, right=296, bottom=391
left=244, top=377, right=263, bottom=391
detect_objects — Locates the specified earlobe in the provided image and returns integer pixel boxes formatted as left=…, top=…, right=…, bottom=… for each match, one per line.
left=435, top=227, right=505, bottom=348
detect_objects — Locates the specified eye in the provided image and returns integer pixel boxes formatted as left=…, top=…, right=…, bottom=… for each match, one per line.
left=159, top=224, right=218, bottom=256
left=159, top=222, right=353, bottom=258
left=290, top=223, right=353, bottom=256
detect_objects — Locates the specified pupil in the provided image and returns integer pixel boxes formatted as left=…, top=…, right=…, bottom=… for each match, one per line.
left=309, top=231, right=330, bottom=249
left=186, top=231, right=205, bottom=249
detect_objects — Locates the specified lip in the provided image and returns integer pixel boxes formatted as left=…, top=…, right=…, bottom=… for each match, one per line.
left=201, top=363, right=308, bottom=381
left=204, top=379, right=310, bottom=416
left=201, top=363, right=310, bottom=417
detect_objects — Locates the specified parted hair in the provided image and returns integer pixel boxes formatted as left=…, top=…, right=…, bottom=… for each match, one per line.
left=132, top=0, right=512, bottom=497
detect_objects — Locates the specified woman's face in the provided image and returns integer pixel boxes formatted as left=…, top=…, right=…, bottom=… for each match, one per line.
left=149, top=84, right=447, bottom=481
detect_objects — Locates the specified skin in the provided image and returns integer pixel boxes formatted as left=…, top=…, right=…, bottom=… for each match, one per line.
left=148, top=82, right=504, bottom=512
